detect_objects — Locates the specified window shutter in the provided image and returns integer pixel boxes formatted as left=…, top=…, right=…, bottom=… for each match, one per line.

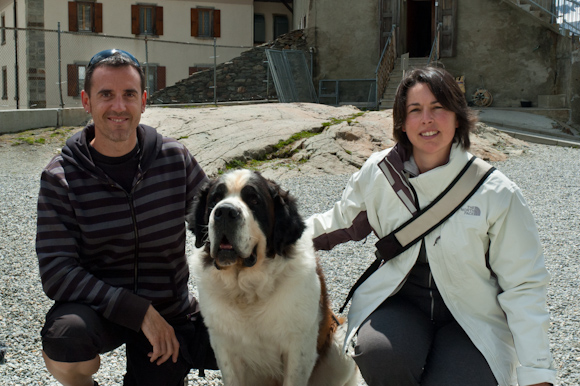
left=68, top=2, right=78, bottom=32
left=157, top=66, right=166, bottom=91
left=191, top=9, right=199, bottom=37
left=94, top=3, right=103, bottom=33
left=131, top=5, right=139, bottom=35
left=67, top=64, right=78, bottom=96
left=213, top=10, right=221, bottom=38
left=155, top=6, right=163, bottom=36
left=438, top=0, right=457, bottom=58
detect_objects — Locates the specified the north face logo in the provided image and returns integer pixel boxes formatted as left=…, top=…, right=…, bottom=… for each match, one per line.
left=461, top=206, right=481, bottom=216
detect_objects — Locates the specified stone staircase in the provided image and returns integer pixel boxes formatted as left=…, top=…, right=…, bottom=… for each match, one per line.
left=379, top=57, right=429, bottom=109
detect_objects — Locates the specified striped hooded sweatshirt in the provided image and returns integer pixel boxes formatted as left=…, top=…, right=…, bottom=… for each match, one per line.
left=36, top=124, right=207, bottom=332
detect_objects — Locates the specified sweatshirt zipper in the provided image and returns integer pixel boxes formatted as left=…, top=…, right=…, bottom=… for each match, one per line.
left=128, top=194, right=140, bottom=294
left=128, top=173, right=144, bottom=294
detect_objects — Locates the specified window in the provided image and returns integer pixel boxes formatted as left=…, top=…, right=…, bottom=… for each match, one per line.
left=273, top=15, right=289, bottom=39
left=77, top=2, right=93, bottom=32
left=68, top=1, right=102, bottom=33
left=131, top=5, right=163, bottom=36
left=1, top=14, right=6, bottom=45
left=254, top=14, right=265, bottom=44
left=2, top=66, right=7, bottom=100
left=191, top=8, right=220, bottom=38
left=144, top=65, right=166, bottom=94
left=67, top=64, right=87, bottom=97
left=140, top=5, right=154, bottom=35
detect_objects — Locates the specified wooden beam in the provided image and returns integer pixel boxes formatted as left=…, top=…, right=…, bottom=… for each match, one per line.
left=280, top=0, right=293, bottom=13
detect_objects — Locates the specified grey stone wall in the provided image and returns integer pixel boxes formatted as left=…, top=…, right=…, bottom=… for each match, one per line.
left=150, top=30, right=312, bottom=104
left=442, top=0, right=577, bottom=110
left=26, top=0, right=46, bottom=108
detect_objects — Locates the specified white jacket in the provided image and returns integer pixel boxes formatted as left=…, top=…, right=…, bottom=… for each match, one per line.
left=307, top=144, right=556, bottom=386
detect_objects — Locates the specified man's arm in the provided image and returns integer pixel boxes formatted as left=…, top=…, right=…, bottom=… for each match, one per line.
left=141, top=305, right=181, bottom=365
left=36, top=167, right=150, bottom=331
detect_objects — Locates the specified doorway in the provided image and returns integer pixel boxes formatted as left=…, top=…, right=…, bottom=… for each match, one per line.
left=406, top=0, right=434, bottom=57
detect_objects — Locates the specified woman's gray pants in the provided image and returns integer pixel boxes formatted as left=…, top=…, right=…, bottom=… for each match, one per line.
left=352, top=296, right=498, bottom=386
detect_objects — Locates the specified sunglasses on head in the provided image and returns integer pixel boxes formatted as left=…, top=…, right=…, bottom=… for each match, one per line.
left=88, top=49, right=141, bottom=69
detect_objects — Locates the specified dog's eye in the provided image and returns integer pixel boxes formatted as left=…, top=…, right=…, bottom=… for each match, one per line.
left=243, top=192, right=260, bottom=207
left=247, top=194, right=259, bottom=206
left=208, top=193, right=223, bottom=210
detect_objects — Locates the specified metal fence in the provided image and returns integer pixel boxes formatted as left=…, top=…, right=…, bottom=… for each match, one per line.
left=318, top=79, right=377, bottom=110
left=265, top=49, right=317, bottom=103
left=0, top=25, right=252, bottom=110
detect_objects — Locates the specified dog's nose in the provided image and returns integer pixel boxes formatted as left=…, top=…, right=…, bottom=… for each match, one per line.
left=214, top=203, right=240, bottom=221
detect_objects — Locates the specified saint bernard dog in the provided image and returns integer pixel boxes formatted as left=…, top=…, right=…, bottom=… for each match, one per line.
left=188, top=169, right=358, bottom=386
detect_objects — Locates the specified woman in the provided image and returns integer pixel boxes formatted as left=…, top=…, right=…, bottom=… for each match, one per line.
left=307, top=67, right=555, bottom=386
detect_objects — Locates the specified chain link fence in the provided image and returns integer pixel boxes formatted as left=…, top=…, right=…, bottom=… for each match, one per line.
left=0, top=26, right=251, bottom=110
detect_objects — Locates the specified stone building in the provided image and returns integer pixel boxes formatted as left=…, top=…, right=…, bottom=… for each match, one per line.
left=292, top=0, right=580, bottom=123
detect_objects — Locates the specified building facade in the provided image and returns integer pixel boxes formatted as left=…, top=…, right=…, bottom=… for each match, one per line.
left=0, top=0, right=292, bottom=109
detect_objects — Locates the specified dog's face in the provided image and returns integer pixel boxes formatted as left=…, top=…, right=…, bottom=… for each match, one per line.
left=189, top=169, right=305, bottom=270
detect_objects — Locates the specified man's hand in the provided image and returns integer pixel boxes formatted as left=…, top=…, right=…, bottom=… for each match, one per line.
left=141, top=305, right=180, bottom=365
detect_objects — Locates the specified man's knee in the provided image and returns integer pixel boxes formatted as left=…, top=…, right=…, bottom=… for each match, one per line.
left=42, top=303, right=110, bottom=363
left=43, top=350, right=100, bottom=376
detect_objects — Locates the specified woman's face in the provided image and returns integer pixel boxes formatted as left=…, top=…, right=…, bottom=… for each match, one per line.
left=403, top=82, right=458, bottom=173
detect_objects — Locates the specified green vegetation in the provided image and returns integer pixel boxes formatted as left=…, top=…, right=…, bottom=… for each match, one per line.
left=321, top=112, right=365, bottom=128
left=218, top=111, right=366, bottom=174
left=8, top=126, right=78, bottom=147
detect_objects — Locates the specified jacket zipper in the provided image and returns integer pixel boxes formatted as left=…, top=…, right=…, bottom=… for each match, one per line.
left=429, top=271, right=435, bottom=321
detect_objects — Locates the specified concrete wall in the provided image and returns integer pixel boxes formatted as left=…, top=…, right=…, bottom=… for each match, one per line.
left=304, top=0, right=380, bottom=82
left=0, top=107, right=90, bottom=133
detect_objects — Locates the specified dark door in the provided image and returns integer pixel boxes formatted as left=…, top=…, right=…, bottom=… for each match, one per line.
left=406, top=0, right=433, bottom=57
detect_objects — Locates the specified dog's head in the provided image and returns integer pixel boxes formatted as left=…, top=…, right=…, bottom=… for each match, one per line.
left=189, top=169, right=305, bottom=270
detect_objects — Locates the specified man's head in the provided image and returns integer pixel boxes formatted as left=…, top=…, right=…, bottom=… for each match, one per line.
left=81, top=49, right=147, bottom=157
left=84, top=49, right=145, bottom=96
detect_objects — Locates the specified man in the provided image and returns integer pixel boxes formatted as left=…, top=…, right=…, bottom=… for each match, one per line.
left=36, top=49, right=215, bottom=386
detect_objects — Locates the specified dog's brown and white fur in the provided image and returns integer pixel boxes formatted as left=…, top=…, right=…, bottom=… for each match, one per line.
left=188, top=169, right=358, bottom=386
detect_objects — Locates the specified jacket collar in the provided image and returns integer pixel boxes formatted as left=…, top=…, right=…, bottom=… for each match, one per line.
left=409, top=144, right=472, bottom=203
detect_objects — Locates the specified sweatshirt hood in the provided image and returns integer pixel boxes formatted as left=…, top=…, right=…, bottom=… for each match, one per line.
left=61, top=123, right=163, bottom=176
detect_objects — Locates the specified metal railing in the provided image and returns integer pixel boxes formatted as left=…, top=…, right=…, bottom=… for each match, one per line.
left=375, top=25, right=397, bottom=108
left=526, top=0, right=580, bottom=35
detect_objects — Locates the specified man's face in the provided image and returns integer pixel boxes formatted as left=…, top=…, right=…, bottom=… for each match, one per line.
left=81, top=65, right=146, bottom=156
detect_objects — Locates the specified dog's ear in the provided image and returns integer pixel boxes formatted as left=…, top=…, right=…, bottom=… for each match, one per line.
left=267, top=180, right=305, bottom=257
left=188, top=181, right=212, bottom=248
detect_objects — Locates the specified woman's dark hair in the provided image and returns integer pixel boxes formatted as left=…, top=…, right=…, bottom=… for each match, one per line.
left=392, top=66, right=477, bottom=153
left=84, top=52, right=145, bottom=96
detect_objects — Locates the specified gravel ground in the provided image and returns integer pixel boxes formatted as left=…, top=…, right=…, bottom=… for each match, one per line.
left=0, top=141, right=578, bottom=385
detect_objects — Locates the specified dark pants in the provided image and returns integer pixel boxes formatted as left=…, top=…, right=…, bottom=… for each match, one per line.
left=41, top=302, right=217, bottom=386
left=352, top=296, right=497, bottom=386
